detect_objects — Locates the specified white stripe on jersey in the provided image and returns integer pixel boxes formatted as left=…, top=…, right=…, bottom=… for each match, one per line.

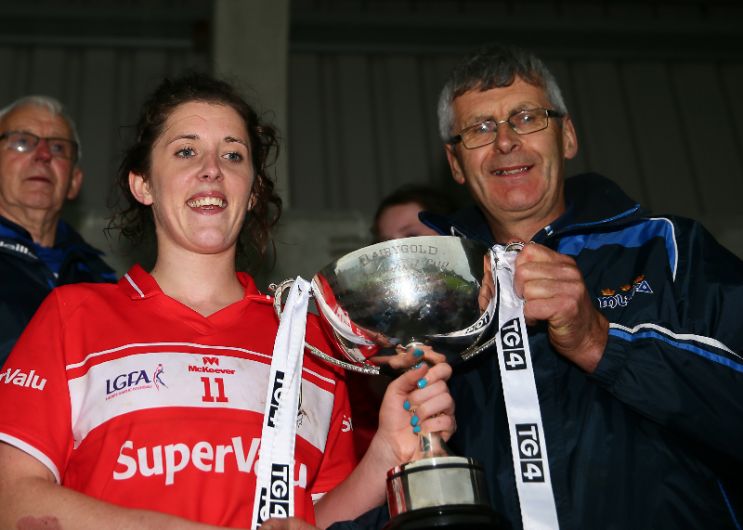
left=68, top=351, right=335, bottom=452
left=66, top=342, right=273, bottom=371
left=124, top=273, right=145, bottom=298
left=0, top=433, right=61, bottom=483
left=67, top=342, right=338, bottom=386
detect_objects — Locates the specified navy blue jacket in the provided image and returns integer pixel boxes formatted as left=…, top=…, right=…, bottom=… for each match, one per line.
left=0, top=215, right=116, bottom=366
left=416, top=173, right=743, bottom=529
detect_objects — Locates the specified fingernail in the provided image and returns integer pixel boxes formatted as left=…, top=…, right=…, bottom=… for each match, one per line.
left=417, top=378, right=427, bottom=389
left=413, top=348, right=424, bottom=358
left=410, top=414, right=419, bottom=426
left=414, top=361, right=425, bottom=369
left=403, top=399, right=411, bottom=411
left=413, top=425, right=421, bottom=434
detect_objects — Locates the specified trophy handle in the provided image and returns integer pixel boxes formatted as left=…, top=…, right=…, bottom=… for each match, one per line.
left=460, top=241, right=525, bottom=362
left=460, top=334, right=498, bottom=362
left=270, top=279, right=380, bottom=375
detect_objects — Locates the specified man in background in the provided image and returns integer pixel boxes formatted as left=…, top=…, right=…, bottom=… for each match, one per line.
left=0, top=96, right=116, bottom=365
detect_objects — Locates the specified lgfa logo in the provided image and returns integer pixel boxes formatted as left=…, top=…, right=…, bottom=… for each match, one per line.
left=0, top=367, right=47, bottom=390
left=106, top=364, right=168, bottom=397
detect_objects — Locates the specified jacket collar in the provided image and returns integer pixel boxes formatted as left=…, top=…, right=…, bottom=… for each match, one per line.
left=420, top=173, right=645, bottom=246
left=0, top=213, right=104, bottom=258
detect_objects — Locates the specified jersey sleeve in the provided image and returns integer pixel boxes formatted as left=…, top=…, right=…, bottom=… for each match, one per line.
left=0, top=289, right=73, bottom=481
left=311, top=369, right=357, bottom=495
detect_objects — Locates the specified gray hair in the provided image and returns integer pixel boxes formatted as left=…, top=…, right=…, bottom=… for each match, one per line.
left=437, top=43, right=568, bottom=142
left=0, top=95, right=82, bottom=162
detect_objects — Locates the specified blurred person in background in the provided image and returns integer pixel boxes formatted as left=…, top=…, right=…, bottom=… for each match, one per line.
left=0, top=95, right=115, bottom=366
left=349, top=184, right=456, bottom=460
left=371, top=183, right=455, bottom=243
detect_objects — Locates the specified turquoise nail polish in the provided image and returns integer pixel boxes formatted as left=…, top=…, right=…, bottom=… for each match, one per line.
left=417, top=378, right=427, bottom=389
left=403, top=400, right=411, bottom=411
left=413, top=425, right=421, bottom=434
left=414, top=361, right=425, bottom=369
left=410, top=414, right=419, bottom=426
left=413, top=348, right=424, bottom=358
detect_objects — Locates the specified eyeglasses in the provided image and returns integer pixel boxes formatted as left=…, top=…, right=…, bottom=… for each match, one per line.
left=0, top=131, right=78, bottom=161
left=448, top=108, right=564, bottom=149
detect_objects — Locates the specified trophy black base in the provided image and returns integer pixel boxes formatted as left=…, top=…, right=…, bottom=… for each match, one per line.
left=383, top=504, right=507, bottom=530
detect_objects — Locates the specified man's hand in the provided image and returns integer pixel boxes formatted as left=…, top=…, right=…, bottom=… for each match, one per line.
left=513, top=243, right=608, bottom=372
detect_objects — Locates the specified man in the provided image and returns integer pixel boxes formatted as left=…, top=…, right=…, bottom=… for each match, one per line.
left=417, top=43, right=743, bottom=529
left=0, top=96, right=116, bottom=365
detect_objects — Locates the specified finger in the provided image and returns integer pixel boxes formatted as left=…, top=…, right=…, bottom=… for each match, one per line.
left=422, top=349, right=447, bottom=365
left=521, top=276, right=584, bottom=303
left=410, top=386, right=454, bottom=421
left=515, top=242, right=568, bottom=265
left=419, top=413, right=457, bottom=439
left=388, top=362, right=430, bottom=397
left=376, top=344, right=426, bottom=371
left=398, top=361, right=451, bottom=399
left=421, top=361, right=452, bottom=384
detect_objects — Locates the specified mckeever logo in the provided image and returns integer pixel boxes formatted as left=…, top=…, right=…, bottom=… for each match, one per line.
left=0, top=368, right=47, bottom=390
left=500, top=318, right=527, bottom=370
left=188, top=356, right=236, bottom=375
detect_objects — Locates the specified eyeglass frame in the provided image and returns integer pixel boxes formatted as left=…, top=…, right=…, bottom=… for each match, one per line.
left=0, top=130, right=79, bottom=162
left=447, top=108, right=565, bottom=149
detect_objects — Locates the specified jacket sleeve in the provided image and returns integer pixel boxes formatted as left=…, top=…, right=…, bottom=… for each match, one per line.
left=591, top=218, right=743, bottom=462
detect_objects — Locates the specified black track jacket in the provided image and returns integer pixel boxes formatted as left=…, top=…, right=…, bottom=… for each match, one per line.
left=419, top=173, right=743, bottom=530
left=0, top=215, right=116, bottom=366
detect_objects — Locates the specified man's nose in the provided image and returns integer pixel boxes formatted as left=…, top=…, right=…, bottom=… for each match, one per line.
left=33, top=139, right=53, bottom=162
left=493, top=121, right=520, bottom=154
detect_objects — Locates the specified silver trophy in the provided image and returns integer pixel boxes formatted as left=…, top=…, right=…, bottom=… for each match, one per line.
left=272, top=236, right=503, bottom=529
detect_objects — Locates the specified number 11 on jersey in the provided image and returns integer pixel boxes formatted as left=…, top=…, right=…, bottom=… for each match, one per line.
left=201, top=377, right=229, bottom=403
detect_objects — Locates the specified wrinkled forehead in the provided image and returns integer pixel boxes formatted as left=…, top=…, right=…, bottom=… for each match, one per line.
left=0, top=104, right=73, bottom=139
left=452, top=78, right=551, bottom=123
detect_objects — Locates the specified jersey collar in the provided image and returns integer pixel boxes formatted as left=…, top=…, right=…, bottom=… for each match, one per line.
left=119, top=263, right=265, bottom=301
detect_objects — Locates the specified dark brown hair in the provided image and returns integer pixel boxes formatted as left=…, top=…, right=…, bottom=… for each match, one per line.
left=107, top=72, right=282, bottom=264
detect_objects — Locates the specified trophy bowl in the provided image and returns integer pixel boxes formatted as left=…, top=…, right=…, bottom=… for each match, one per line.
left=309, top=235, right=496, bottom=371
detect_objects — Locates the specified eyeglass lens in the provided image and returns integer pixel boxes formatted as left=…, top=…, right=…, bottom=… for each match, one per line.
left=461, top=109, right=551, bottom=149
left=2, top=131, right=76, bottom=160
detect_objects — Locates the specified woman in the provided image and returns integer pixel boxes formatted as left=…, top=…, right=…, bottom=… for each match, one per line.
left=0, top=73, right=454, bottom=529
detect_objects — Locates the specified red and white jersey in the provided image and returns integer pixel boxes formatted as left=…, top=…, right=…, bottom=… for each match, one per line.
left=0, top=265, right=356, bottom=527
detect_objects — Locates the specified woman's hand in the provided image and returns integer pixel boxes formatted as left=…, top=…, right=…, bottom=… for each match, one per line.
left=371, top=344, right=447, bottom=371
left=368, top=362, right=455, bottom=469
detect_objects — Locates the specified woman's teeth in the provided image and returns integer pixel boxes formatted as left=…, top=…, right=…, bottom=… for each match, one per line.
left=188, top=197, right=225, bottom=208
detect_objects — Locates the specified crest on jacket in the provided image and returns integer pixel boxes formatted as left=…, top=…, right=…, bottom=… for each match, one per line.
left=596, top=274, right=653, bottom=309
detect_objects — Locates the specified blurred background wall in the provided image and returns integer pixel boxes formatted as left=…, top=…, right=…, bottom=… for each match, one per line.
left=1, top=0, right=741, bottom=289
